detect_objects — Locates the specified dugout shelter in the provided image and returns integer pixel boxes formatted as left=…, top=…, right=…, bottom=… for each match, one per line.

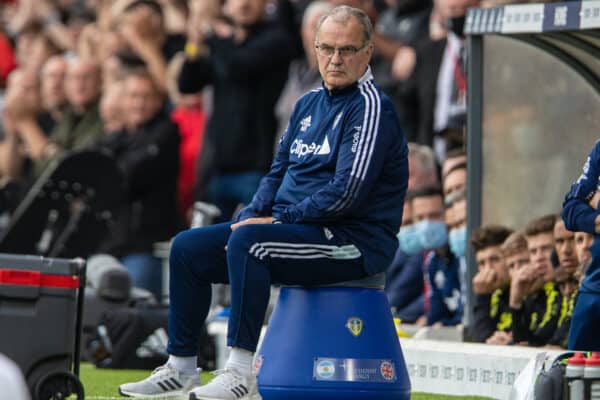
left=464, top=0, right=600, bottom=328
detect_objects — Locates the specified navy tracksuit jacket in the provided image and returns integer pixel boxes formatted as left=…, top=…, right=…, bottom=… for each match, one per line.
left=238, top=68, right=409, bottom=274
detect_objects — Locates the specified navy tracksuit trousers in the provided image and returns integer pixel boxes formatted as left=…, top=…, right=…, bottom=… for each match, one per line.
left=166, top=222, right=367, bottom=355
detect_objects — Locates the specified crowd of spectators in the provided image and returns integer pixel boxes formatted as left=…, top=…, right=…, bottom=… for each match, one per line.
left=0, top=0, right=581, bottom=344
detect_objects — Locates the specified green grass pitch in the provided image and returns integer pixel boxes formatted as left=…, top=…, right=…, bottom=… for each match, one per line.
left=79, top=363, right=491, bottom=400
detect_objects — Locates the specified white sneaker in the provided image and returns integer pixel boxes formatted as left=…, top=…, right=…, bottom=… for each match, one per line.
left=188, top=369, right=260, bottom=400
left=119, top=364, right=201, bottom=398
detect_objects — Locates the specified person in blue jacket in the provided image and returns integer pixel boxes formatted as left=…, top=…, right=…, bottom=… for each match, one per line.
left=562, top=140, right=600, bottom=352
left=426, top=250, right=463, bottom=326
left=386, top=249, right=426, bottom=323
left=386, top=201, right=426, bottom=323
left=119, top=5, right=409, bottom=400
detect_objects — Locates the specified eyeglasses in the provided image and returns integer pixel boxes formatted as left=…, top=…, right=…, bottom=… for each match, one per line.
left=315, top=43, right=368, bottom=58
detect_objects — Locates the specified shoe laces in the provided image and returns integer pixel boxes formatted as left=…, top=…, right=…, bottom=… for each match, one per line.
left=209, top=368, right=244, bottom=389
left=152, top=364, right=199, bottom=380
left=152, top=364, right=174, bottom=376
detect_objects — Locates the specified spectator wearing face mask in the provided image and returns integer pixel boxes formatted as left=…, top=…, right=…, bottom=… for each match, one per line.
left=397, top=186, right=446, bottom=325
left=510, top=215, right=561, bottom=346
left=446, top=194, right=467, bottom=260
left=468, top=225, right=513, bottom=343
left=386, top=200, right=426, bottom=323
left=442, top=191, right=467, bottom=319
left=442, top=151, right=466, bottom=309
left=404, top=185, right=461, bottom=326
left=427, top=193, right=462, bottom=327
left=395, top=144, right=439, bottom=257
left=386, top=142, right=438, bottom=322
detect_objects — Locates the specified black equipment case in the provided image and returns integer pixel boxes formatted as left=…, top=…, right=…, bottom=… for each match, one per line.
left=0, top=254, right=86, bottom=400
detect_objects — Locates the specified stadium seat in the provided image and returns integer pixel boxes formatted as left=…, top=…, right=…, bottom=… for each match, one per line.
left=256, top=273, right=411, bottom=400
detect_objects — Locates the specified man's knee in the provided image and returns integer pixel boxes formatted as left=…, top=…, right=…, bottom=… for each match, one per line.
left=170, top=228, right=221, bottom=270
left=228, top=225, right=265, bottom=255
left=170, top=229, right=196, bottom=261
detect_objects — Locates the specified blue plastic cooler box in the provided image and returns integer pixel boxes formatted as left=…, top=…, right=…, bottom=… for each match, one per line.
left=256, top=273, right=411, bottom=400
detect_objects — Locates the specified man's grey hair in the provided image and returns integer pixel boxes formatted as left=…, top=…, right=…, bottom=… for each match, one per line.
left=315, top=5, right=373, bottom=45
left=408, top=142, right=436, bottom=174
left=66, top=56, right=101, bottom=75
left=302, top=1, right=334, bottom=29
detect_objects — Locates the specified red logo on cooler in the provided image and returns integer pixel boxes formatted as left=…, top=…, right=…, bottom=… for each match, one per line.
left=380, top=361, right=395, bottom=381
left=253, top=355, right=263, bottom=375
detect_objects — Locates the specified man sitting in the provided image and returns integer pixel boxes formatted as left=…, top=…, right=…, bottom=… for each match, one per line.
left=119, top=6, right=409, bottom=399
left=468, top=225, right=513, bottom=343
left=510, top=215, right=561, bottom=346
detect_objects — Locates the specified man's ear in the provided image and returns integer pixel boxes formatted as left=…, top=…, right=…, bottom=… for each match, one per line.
left=365, top=42, right=374, bottom=59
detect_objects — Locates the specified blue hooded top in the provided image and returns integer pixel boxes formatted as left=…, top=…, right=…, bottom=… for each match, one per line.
left=238, top=68, right=409, bottom=274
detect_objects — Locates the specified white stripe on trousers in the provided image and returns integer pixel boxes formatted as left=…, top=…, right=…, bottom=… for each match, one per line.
left=248, top=242, right=361, bottom=260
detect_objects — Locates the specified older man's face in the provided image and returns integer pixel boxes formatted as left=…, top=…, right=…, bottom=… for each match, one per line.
left=315, top=16, right=373, bottom=91
left=41, top=57, right=67, bottom=110
left=65, top=60, right=101, bottom=110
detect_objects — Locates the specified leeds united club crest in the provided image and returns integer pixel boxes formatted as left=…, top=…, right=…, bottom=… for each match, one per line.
left=346, top=317, right=363, bottom=337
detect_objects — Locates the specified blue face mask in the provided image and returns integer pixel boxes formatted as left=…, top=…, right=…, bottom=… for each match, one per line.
left=397, top=225, right=424, bottom=255
left=415, top=219, right=448, bottom=250
left=449, top=226, right=467, bottom=258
